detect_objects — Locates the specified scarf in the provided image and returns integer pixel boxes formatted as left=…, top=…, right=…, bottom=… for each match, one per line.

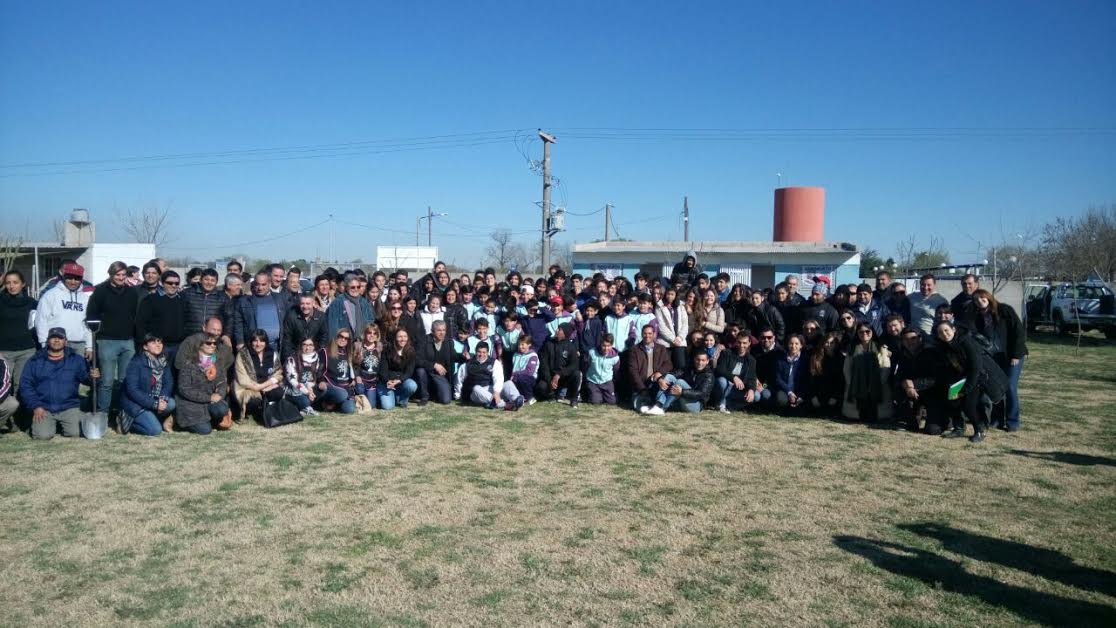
left=198, top=352, right=216, bottom=369
left=146, top=352, right=168, bottom=400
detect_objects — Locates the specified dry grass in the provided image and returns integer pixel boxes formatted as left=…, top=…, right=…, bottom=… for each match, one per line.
left=1, top=333, right=1114, bottom=627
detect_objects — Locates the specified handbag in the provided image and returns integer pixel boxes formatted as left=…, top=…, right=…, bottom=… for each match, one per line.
left=262, top=397, right=304, bottom=428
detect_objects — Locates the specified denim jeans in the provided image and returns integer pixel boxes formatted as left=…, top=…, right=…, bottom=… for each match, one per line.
left=415, top=368, right=452, bottom=404
left=290, top=393, right=312, bottom=411
left=377, top=378, right=417, bottom=410
left=319, top=384, right=356, bottom=414
left=1001, top=356, right=1024, bottom=427
left=653, top=375, right=701, bottom=413
left=129, top=398, right=176, bottom=436
left=96, top=339, right=135, bottom=413
left=715, top=376, right=758, bottom=409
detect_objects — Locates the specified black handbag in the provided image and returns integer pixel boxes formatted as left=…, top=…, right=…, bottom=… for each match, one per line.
left=262, top=397, right=303, bottom=428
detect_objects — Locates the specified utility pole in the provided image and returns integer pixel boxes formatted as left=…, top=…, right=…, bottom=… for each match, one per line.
left=328, top=213, right=334, bottom=264
left=539, top=130, right=556, bottom=274
left=427, top=206, right=433, bottom=246
left=604, top=203, right=612, bottom=242
left=683, top=197, right=690, bottom=242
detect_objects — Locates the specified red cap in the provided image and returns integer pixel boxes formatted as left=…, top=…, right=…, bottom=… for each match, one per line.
left=61, top=262, right=85, bottom=278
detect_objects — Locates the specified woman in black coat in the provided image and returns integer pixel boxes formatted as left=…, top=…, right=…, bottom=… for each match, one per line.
left=965, top=289, right=1028, bottom=431
left=934, top=320, right=1008, bottom=443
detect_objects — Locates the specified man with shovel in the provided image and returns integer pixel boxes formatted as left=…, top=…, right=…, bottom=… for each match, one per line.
left=19, top=327, right=100, bottom=440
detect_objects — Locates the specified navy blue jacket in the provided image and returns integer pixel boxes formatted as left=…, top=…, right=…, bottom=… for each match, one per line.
left=121, top=353, right=175, bottom=418
left=774, top=354, right=811, bottom=398
left=19, top=348, right=92, bottom=413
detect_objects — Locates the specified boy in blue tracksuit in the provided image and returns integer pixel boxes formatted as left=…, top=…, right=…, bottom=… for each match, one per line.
left=585, top=334, right=621, bottom=405
left=631, top=294, right=658, bottom=340
left=496, top=313, right=523, bottom=375
left=546, top=295, right=578, bottom=339
left=605, top=298, right=637, bottom=352
left=577, top=300, right=605, bottom=363
left=509, top=335, right=540, bottom=403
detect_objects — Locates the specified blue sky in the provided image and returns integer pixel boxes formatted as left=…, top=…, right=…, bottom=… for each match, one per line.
left=2, top=0, right=1114, bottom=267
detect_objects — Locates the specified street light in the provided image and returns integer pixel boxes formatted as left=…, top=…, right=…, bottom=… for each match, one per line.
left=417, top=208, right=449, bottom=246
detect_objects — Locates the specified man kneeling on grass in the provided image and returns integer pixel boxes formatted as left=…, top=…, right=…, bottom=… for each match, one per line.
left=20, top=327, right=100, bottom=439
left=639, top=351, right=714, bottom=416
left=454, top=342, right=524, bottom=411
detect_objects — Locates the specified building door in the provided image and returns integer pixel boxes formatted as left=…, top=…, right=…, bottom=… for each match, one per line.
left=751, top=265, right=775, bottom=290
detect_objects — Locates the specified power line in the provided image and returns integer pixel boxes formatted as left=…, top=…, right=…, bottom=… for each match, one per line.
left=161, top=217, right=331, bottom=251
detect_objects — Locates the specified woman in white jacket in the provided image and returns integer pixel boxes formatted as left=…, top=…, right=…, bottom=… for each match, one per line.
left=654, top=287, right=689, bottom=370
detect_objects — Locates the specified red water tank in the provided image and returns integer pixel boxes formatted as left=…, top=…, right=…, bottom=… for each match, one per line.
left=773, top=186, right=825, bottom=241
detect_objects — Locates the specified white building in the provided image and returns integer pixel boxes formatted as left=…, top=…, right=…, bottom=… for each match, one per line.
left=4, top=209, right=156, bottom=293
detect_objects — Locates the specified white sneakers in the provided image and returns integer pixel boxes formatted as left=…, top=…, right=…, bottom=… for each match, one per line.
left=645, top=405, right=665, bottom=416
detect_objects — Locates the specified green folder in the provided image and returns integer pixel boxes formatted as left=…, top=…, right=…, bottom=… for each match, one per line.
left=948, top=378, right=966, bottom=400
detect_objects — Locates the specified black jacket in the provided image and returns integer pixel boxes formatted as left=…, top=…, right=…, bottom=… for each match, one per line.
left=742, top=301, right=786, bottom=341
left=378, top=347, right=416, bottom=382
left=938, top=333, right=1009, bottom=403
left=281, top=309, right=327, bottom=360
left=416, top=334, right=457, bottom=372
left=714, top=351, right=758, bottom=390
left=800, top=300, right=839, bottom=334
left=965, top=304, right=1028, bottom=361
left=181, top=285, right=229, bottom=335
left=751, top=343, right=786, bottom=387
left=675, top=364, right=714, bottom=403
left=443, top=303, right=469, bottom=341
left=0, top=290, right=37, bottom=351
left=135, top=293, right=188, bottom=345
left=539, top=336, right=579, bottom=380
left=218, top=294, right=241, bottom=342
left=87, top=281, right=138, bottom=340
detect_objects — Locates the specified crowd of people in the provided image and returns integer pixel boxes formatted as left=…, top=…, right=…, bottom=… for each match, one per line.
left=0, top=253, right=1027, bottom=443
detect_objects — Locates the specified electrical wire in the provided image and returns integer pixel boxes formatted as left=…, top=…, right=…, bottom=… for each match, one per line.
left=161, top=217, right=332, bottom=251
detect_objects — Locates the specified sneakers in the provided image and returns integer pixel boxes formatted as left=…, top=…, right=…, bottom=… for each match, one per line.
left=570, top=399, right=579, bottom=409
left=416, top=399, right=429, bottom=407
left=299, top=408, right=312, bottom=417
left=486, top=400, right=497, bottom=410
left=216, top=411, right=233, bottom=430
left=118, top=412, right=135, bottom=435
left=969, top=431, right=986, bottom=443
left=639, top=405, right=651, bottom=415
left=717, top=405, right=730, bottom=414
left=304, top=407, right=320, bottom=417
left=941, top=428, right=966, bottom=439
left=645, top=405, right=665, bottom=416
left=527, top=398, right=537, bottom=406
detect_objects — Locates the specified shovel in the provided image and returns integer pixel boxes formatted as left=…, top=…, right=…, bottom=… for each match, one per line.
left=82, top=320, right=109, bottom=439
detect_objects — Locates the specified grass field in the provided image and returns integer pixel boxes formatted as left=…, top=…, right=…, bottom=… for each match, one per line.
left=1, top=333, right=1114, bottom=627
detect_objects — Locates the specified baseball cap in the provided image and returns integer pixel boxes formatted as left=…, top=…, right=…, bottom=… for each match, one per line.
left=48, top=327, right=68, bottom=340
left=61, top=262, right=85, bottom=278
left=812, top=283, right=829, bottom=295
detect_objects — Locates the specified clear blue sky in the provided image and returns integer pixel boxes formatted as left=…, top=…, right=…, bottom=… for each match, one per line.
left=2, top=0, right=1114, bottom=268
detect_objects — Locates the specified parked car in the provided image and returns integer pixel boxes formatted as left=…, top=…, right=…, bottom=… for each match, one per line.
left=1023, top=281, right=1116, bottom=338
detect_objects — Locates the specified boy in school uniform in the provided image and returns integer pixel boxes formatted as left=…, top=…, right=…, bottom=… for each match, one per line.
left=585, top=333, right=621, bottom=405
left=509, top=335, right=540, bottom=405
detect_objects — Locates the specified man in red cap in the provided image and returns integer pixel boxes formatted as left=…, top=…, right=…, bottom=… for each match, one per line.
left=34, top=262, right=93, bottom=359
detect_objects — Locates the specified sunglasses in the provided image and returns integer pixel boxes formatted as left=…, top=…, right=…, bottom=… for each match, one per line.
left=762, top=335, right=775, bottom=340
left=202, top=340, right=217, bottom=346
left=338, top=335, right=351, bottom=340
left=164, top=281, right=180, bottom=286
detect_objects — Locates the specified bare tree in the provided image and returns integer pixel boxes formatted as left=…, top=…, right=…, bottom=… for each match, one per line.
left=0, top=234, right=25, bottom=276
left=1040, top=204, right=1116, bottom=282
left=895, top=235, right=949, bottom=275
left=485, top=230, right=516, bottom=270
left=116, top=206, right=173, bottom=246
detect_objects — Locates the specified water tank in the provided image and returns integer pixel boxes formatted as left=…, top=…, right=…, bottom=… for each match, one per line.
left=70, top=208, right=90, bottom=224
left=773, top=187, right=824, bottom=241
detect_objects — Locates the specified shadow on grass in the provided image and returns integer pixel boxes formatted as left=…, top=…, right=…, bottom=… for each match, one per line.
left=897, top=523, right=1116, bottom=597
left=834, top=535, right=1116, bottom=626
left=1009, top=449, right=1116, bottom=467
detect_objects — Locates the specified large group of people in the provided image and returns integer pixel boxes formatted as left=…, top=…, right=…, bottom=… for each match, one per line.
left=0, top=252, right=1027, bottom=443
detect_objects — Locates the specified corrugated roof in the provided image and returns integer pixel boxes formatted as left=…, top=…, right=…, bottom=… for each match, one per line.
left=572, top=240, right=858, bottom=254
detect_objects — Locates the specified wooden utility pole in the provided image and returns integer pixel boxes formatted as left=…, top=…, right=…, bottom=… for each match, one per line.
left=427, top=206, right=433, bottom=246
left=539, top=130, right=556, bottom=273
left=683, top=196, right=690, bottom=242
left=604, top=203, right=612, bottom=242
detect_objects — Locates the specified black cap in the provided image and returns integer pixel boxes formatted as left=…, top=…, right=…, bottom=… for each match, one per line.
left=48, top=327, right=67, bottom=340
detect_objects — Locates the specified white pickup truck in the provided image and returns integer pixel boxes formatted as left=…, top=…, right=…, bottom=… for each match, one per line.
left=1023, top=282, right=1116, bottom=339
